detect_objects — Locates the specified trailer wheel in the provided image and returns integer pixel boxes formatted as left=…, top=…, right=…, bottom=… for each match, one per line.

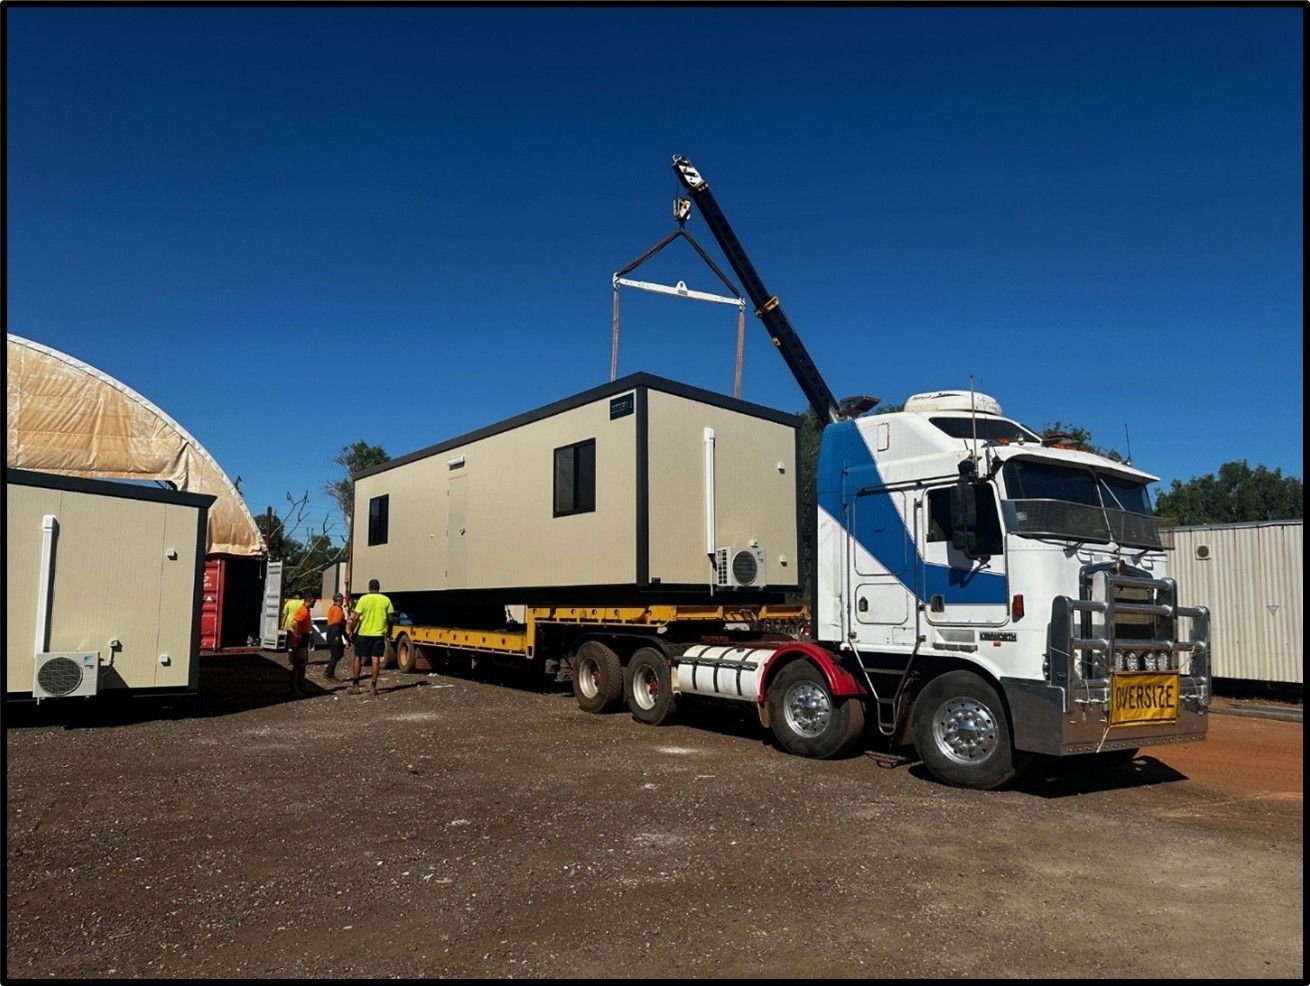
left=572, top=640, right=623, bottom=714
left=394, top=634, right=419, bottom=674
left=624, top=647, right=677, bottom=726
left=767, top=660, right=865, bottom=759
left=911, top=671, right=1032, bottom=790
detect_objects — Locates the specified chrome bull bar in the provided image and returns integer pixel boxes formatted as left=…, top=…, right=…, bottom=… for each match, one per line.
left=1048, top=571, right=1211, bottom=715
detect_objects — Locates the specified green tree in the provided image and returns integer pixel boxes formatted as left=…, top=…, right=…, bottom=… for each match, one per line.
left=1154, top=461, right=1303, bottom=526
left=1040, top=420, right=1124, bottom=462
left=325, top=441, right=389, bottom=531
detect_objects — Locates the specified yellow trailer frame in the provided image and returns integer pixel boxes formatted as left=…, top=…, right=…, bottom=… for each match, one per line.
left=393, top=603, right=807, bottom=662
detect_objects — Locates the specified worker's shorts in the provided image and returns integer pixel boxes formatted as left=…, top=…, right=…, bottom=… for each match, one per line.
left=356, top=636, right=386, bottom=659
left=289, top=643, right=310, bottom=667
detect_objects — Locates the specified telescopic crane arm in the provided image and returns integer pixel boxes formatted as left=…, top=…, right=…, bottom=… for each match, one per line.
left=672, top=154, right=862, bottom=425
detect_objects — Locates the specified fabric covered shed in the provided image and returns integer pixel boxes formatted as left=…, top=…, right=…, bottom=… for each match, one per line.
left=6, top=333, right=264, bottom=557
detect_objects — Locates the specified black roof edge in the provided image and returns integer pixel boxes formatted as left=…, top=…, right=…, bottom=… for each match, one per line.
left=5, top=468, right=218, bottom=509
left=355, top=372, right=802, bottom=480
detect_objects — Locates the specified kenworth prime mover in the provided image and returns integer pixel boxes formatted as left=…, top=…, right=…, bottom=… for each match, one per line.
left=352, top=155, right=1211, bottom=789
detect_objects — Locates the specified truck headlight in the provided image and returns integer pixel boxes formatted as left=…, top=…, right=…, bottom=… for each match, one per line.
left=1125, top=651, right=1139, bottom=672
left=1112, top=651, right=1125, bottom=672
left=1143, top=652, right=1157, bottom=672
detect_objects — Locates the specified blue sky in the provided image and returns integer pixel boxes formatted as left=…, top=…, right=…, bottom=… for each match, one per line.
left=6, top=6, right=1302, bottom=543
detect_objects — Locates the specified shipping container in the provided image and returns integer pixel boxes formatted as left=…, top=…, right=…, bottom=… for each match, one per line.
left=200, top=554, right=268, bottom=653
left=1163, top=520, right=1303, bottom=685
left=350, top=374, right=800, bottom=623
left=6, top=469, right=213, bottom=698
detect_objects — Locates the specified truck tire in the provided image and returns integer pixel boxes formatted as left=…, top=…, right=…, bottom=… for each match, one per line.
left=624, top=647, right=677, bottom=725
left=912, top=671, right=1032, bottom=789
left=394, top=634, right=419, bottom=674
left=572, top=640, right=623, bottom=714
left=767, top=660, right=865, bottom=759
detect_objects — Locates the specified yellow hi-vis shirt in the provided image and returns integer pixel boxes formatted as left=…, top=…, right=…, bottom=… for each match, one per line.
left=282, top=598, right=303, bottom=632
left=353, top=593, right=395, bottom=637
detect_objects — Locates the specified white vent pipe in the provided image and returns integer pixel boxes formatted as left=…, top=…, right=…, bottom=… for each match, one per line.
left=35, top=514, right=58, bottom=655
left=703, top=427, right=717, bottom=555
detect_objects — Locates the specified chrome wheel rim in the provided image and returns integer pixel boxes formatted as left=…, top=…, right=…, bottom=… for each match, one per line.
left=932, top=697, right=999, bottom=765
left=578, top=657, right=600, bottom=699
left=632, top=665, right=659, bottom=710
left=783, top=681, right=832, bottom=738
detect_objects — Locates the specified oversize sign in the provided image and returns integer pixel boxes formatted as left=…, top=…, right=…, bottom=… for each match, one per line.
left=1110, top=672, right=1180, bottom=726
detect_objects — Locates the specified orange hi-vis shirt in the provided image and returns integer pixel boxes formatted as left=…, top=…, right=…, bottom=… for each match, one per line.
left=326, top=604, right=345, bottom=627
left=291, top=603, right=312, bottom=645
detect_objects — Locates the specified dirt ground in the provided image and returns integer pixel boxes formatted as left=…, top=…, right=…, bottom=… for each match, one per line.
left=4, top=651, right=1303, bottom=979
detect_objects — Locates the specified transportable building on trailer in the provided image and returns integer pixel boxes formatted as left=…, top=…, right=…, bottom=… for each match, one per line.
left=6, top=469, right=213, bottom=699
left=1162, top=520, right=1303, bottom=686
left=350, top=373, right=800, bottom=622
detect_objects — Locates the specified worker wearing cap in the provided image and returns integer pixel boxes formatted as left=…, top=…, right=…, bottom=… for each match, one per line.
left=288, top=594, right=317, bottom=698
left=324, top=593, right=347, bottom=680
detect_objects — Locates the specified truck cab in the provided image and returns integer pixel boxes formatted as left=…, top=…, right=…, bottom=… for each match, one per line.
left=815, top=390, right=1210, bottom=785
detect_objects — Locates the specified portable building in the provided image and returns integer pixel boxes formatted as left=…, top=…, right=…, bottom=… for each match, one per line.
left=1163, top=520, right=1303, bottom=686
left=350, top=374, right=800, bottom=621
left=7, top=333, right=271, bottom=655
left=6, top=469, right=213, bottom=699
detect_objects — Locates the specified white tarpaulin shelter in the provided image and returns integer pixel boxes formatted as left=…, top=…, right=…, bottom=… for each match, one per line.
left=7, top=333, right=265, bottom=557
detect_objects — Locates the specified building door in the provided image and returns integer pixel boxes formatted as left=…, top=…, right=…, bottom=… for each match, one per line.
left=446, top=474, right=468, bottom=587
left=259, top=560, right=284, bottom=649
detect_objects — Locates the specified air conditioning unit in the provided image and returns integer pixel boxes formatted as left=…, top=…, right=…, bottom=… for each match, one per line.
left=714, top=546, right=767, bottom=589
left=32, top=652, right=101, bottom=701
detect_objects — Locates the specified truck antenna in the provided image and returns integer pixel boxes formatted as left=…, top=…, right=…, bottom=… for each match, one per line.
left=1124, top=422, right=1133, bottom=466
left=970, top=374, right=980, bottom=471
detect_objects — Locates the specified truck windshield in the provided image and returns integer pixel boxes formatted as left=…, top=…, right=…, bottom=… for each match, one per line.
left=999, top=459, right=1165, bottom=548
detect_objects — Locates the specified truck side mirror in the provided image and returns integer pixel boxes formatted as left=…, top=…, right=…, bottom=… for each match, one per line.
left=950, top=482, right=985, bottom=559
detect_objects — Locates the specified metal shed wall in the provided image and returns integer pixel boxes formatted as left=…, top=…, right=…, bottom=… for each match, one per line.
left=6, top=470, right=211, bottom=695
left=1164, top=520, right=1303, bottom=684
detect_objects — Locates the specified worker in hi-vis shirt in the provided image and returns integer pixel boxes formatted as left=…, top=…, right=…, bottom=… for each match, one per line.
left=347, top=578, right=395, bottom=696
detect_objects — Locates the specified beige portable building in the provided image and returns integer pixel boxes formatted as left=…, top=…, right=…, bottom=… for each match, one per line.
left=350, top=374, right=800, bottom=619
left=1164, top=520, right=1303, bottom=685
left=6, top=469, right=213, bottom=698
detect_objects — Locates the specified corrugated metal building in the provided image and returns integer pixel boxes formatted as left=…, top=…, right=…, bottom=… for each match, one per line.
left=1164, top=520, right=1303, bottom=685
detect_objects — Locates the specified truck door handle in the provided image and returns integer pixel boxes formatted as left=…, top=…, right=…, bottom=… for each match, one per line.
left=930, top=594, right=945, bottom=612
left=857, top=597, right=868, bottom=612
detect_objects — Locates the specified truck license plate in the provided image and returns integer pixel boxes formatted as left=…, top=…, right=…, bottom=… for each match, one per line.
left=1110, top=673, right=1180, bottom=726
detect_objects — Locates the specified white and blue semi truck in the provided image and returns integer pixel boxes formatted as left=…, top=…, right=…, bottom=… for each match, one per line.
left=373, top=155, right=1211, bottom=789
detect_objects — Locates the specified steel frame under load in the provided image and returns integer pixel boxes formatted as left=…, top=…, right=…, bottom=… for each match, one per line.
left=393, top=603, right=809, bottom=662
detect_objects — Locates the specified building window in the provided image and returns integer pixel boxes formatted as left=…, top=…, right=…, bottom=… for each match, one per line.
left=368, top=494, right=389, bottom=546
left=553, top=439, right=596, bottom=517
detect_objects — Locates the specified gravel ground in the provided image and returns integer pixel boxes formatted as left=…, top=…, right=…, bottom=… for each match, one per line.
left=4, top=651, right=1303, bottom=979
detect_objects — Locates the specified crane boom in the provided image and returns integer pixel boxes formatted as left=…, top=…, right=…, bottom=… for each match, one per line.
left=672, top=154, right=844, bottom=424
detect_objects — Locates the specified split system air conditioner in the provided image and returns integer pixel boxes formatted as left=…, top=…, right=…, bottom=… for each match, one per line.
left=32, top=652, right=100, bottom=701
left=714, top=546, right=767, bottom=589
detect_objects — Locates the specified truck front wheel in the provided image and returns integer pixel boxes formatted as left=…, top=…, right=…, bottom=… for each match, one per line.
left=767, top=660, right=865, bottom=759
left=625, top=647, right=677, bottom=725
left=572, top=640, right=623, bottom=714
left=912, top=671, right=1031, bottom=789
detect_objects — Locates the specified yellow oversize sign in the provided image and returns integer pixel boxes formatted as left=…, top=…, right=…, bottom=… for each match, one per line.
left=1110, top=673, right=1180, bottom=725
